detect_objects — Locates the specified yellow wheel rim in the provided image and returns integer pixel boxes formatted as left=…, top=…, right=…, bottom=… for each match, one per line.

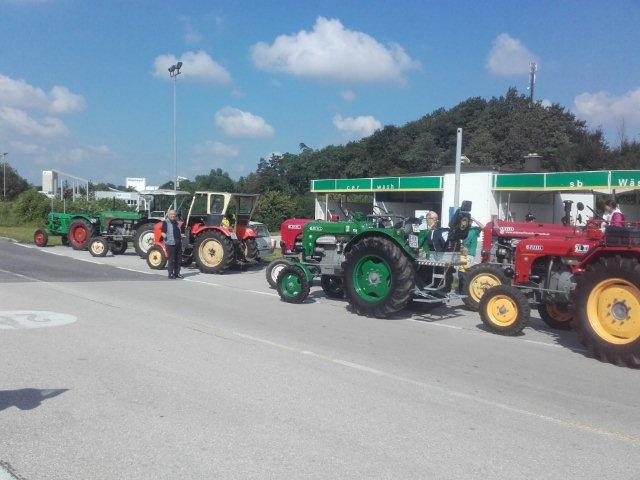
left=546, top=303, right=572, bottom=323
left=91, top=242, right=105, bottom=255
left=199, top=238, right=223, bottom=267
left=470, top=273, right=502, bottom=302
left=586, top=278, right=640, bottom=345
left=485, top=294, right=519, bottom=327
left=149, top=250, right=162, bottom=267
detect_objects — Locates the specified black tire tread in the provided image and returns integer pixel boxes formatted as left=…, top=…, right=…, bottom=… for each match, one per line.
left=479, top=284, right=530, bottom=336
left=266, top=259, right=290, bottom=288
left=573, top=255, right=640, bottom=368
left=342, top=236, right=415, bottom=318
left=276, top=265, right=311, bottom=304
left=194, top=230, right=235, bottom=274
left=134, top=223, right=157, bottom=258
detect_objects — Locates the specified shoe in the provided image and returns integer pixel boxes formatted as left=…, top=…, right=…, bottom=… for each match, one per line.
left=168, top=275, right=174, bottom=279
left=175, top=274, right=184, bottom=279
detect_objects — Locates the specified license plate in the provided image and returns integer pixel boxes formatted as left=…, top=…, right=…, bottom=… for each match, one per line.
left=409, top=234, right=419, bottom=249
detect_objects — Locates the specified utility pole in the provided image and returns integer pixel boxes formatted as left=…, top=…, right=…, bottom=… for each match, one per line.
left=453, top=128, right=462, bottom=209
left=168, top=61, right=182, bottom=207
left=2, top=152, right=8, bottom=199
left=528, top=62, right=537, bottom=102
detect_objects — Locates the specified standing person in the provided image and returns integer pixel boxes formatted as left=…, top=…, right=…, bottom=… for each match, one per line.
left=161, top=210, right=183, bottom=279
left=604, top=199, right=625, bottom=227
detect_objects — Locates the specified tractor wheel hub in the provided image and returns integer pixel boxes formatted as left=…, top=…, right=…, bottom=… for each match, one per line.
left=611, top=300, right=629, bottom=321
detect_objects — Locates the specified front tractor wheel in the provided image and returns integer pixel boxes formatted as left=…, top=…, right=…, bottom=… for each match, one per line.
left=89, top=237, right=109, bottom=257
left=110, top=240, right=128, bottom=255
left=321, top=275, right=345, bottom=299
left=342, top=236, right=415, bottom=318
left=194, top=230, right=234, bottom=274
left=574, top=256, right=640, bottom=368
left=146, top=246, right=167, bottom=270
left=276, top=265, right=310, bottom=304
left=480, top=284, right=530, bottom=336
left=133, top=223, right=156, bottom=258
left=34, top=229, right=48, bottom=247
left=538, top=303, right=573, bottom=330
left=266, top=259, right=289, bottom=288
left=462, top=264, right=509, bottom=311
left=68, top=219, right=94, bottom=250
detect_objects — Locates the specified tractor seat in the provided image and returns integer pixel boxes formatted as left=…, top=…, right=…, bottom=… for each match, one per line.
left=447, top=200, right=472, bottom=244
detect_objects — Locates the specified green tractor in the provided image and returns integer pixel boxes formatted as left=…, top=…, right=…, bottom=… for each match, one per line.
left=275, top=201, right=473, bottom=318
left=86, top=210, right=145, bottom=257
left=34, top=212, right=97, bottom=249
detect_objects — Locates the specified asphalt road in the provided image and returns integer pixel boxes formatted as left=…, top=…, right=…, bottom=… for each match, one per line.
left=1, top=239, right=639, bottom=479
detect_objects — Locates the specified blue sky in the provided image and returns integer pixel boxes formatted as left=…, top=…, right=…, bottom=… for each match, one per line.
left=1, top=0, right=639, bottom=185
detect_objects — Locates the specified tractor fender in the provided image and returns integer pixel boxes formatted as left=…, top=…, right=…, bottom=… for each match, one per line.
left=285, top=259, right=314, bottom=283
left=192, top=225, right=232, bottom=238
left=344, top=230, right=414, bottom=258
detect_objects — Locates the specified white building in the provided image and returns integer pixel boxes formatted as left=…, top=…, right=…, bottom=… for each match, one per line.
left=94, top=190, right=140, bottom=208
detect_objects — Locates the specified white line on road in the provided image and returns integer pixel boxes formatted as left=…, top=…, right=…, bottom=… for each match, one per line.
left=233, top=332, right=640, bottom=445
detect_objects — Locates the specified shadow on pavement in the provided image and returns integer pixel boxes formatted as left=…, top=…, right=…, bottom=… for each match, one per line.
left=0, top=388, right=68, bottom=411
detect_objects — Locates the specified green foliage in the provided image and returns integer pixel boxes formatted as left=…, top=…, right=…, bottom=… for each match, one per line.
left=12, top=189, right=51, bottom=224
left=253, top=191, right=298, bottom=231
left=0, top=163, right=29, bottom=200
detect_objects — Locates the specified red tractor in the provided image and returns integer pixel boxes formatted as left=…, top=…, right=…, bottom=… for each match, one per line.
left=462, top=202, right=587, bottom=312
left=146, top=192, right=260, bottom=274
left=478, top=217, right=640, bottom=367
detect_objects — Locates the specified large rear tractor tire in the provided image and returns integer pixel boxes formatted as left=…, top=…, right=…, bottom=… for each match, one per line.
left=266, top=259, right=289, bottom=288
left=573, top=256, right=640, bottom=368
left=146, top=246, right=167, bottom=270
left=538, top=303, right=573, bottom=330
left=110, top=240, right=128, bottom=255
left=194, top=230, right=234, bottom=274
left=89, top=237, right=109, bottom=257
left=321, top=275, right=345, bottom=299
left=480, top=284, right=530, bottom=336
left=34, top=229, right=48, bottom=247
left=276, top=265, right=310, bottom=304
left=342, top=236, right=415, bottom=318
left=463, top=264, right=509, bottom=311
left=68, top=219, right=94, bottom=250
left=134, top=223, right=156, bottom=258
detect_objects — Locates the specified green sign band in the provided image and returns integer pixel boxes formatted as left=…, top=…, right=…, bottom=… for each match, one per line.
left=312, top=170, right=640, bottom=193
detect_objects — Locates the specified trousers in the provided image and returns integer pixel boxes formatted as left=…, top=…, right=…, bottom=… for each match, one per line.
left=167, top=243, right=181, bottom=277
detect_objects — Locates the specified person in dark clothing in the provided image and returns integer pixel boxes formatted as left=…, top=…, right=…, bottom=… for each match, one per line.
left=161, top=210, right=183, bottom=279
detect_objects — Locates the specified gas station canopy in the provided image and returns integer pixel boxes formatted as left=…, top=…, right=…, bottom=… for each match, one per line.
left=311, top=170, right=640, bottom=194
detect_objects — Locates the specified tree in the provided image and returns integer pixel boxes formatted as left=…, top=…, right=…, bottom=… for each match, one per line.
left=0, top=162, right=29, bottom=200
left=252, top=191, right=298, bottom=231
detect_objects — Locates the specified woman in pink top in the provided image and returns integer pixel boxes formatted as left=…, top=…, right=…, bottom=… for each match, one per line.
left=604, top=199, right=625, bottom=227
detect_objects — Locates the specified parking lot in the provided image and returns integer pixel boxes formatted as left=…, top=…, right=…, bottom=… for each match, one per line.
left=1, top=238, right=640, bottom=479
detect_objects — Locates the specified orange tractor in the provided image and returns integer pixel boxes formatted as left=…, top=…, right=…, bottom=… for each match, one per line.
left=146, top=192, right=261, bottom=274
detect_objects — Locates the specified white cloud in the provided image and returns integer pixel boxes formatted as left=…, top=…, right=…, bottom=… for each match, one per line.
left=486, top=33, right=537, bottom=76
left=0, top=106, right=68, bottom=138
left=195, top=140, right=239, bottom=158
left=214, top=107, right=275, bottom=138
left=251, top=17, right=419, bottom=83
left=153, top=51, right=231, bottom=84
left=0, top=74, right=85, bottom=114
left=341, top=89, right=356, bottom=102
left=333, top=114, right=381, bottom=140
left=574, top=88, right=640, bottom=127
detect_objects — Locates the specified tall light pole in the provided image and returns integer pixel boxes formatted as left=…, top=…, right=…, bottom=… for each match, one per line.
left=168, top=61, right=182, bottom=206
left=453, top=128, right=462, bottom=209
left=2, top=152, right=8, bottom=199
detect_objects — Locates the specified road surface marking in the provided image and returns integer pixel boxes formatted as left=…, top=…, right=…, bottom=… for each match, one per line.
left=0, top=311, right=77, bottom=330
left=233, top=332, right=640, bottom=445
